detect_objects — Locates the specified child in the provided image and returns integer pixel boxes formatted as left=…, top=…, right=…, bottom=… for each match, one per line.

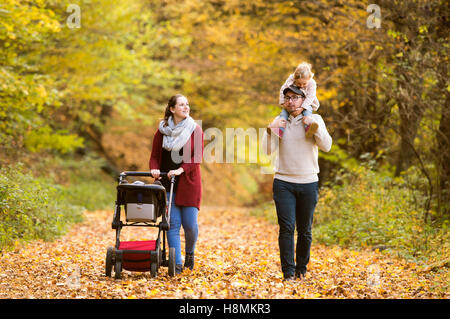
left=277, top=62, right=320, bottom=138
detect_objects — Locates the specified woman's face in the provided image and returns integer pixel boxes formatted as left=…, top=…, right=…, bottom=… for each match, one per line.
left=171, top=96, right=190, bottom=120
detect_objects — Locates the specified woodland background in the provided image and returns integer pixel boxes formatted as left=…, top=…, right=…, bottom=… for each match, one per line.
left=0, top=0, right=448, bottom=272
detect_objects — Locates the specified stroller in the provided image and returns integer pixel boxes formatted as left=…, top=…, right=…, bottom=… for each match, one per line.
left=105, top=171, right=176, bottom=279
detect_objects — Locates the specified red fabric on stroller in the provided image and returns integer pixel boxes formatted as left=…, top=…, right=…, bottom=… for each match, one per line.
left=119, top=240, right=157, bottom=271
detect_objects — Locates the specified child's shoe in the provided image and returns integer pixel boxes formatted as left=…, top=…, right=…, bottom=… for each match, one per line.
left=305, top=122, right=318, bottom=138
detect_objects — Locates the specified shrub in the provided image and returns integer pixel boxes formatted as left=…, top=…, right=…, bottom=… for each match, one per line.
left=0, top=164, right=84, bottom=250
left=252, top=144, right=449, bottom=264
left=313, top=163, right=449, bottom=263
left=55, top=156, right=117, bottom=211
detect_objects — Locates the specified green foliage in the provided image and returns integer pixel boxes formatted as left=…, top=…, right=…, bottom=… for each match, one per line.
left=249, top=201, right=277, bottom=225
left=26, top=153, right=117, bottom=211
left=24, top=126, right=84, bottom=154
left=54, top=155, right=117, bottom=211
left=0, top=153, right=117, bottom=250
left=0, top=0, right=177, bottom=154
left=0, top=0, right=61, bottom=144
left=313, top=162, right=449, bottom=263
left=252, top=144, right=448, bottom=264
left=0, top=164, right=84, bottom=250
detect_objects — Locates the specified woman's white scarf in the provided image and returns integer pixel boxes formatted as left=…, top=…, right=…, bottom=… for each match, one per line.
left=159, top=116, right=196, bottom=151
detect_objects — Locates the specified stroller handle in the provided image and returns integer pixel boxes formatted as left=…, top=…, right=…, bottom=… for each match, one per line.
left=119, top=171, right=175, bottom=181
left=120, top=171, right=167, bottom=177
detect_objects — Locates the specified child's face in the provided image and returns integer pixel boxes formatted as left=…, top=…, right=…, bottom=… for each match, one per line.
left=294, top=78, right=309, bottom=88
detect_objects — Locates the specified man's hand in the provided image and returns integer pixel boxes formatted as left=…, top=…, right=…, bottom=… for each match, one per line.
left=268, top=117, right=287, bottom=129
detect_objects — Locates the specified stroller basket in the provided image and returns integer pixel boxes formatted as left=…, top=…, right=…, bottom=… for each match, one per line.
left=119, top=240, right=158, bottom=271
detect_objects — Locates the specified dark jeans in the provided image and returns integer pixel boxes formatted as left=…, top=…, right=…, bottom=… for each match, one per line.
left=273, top=178, right=318, bottom=276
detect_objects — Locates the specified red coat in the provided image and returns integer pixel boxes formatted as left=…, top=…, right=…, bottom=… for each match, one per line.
left=149, top=124, right=203, bottom=209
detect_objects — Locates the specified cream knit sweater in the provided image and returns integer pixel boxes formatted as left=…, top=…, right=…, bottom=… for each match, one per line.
left=262, top=113, right=332, bottom=183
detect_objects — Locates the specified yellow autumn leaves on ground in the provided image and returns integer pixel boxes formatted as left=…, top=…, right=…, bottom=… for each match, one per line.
left=0, top=207, right=447, bottom=298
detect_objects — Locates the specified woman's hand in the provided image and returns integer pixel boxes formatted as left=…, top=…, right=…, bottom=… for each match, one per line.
left=167, top=167, right=184, bottom=179
left=150, top=169, right=160, bottom=180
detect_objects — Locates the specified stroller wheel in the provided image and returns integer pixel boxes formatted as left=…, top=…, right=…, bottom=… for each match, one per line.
left=150, top=263, right=158, bottom=278
left=114, top=260, right=122, bottom=279
left=168, top=247, right=176, bottom=277
left=105, top=246, right=114, bottom=277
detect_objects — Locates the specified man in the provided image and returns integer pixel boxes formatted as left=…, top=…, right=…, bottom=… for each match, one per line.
left=263, top=85, right=332, bottom=281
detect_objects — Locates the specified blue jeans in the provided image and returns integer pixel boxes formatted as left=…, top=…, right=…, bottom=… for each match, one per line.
left=166, top=192, right=199, bottom=265
left=272, top=179, right=318, bottom=276
left=280, top=107, right=313, bottom=132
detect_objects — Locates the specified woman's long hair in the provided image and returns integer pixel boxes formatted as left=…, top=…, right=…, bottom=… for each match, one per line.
left=163, top=94, right=185, bottom=126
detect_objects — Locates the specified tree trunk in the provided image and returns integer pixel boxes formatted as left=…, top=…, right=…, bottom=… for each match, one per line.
left=437, top=94, right=450, bottom=218
left=394, top=99, right=424, bottom=176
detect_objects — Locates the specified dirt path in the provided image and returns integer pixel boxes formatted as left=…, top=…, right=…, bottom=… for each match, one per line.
left=0, top=206, right=446, bottom=299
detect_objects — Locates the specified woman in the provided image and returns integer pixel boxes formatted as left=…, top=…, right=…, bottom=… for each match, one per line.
left=149, top=94, right=203, bottom=274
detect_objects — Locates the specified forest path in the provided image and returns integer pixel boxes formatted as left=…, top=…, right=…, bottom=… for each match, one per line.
left=0, top=206, right=445, bottom=298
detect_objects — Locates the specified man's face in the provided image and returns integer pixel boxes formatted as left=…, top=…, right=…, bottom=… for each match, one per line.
left=283, top=91, right=304, bottom=114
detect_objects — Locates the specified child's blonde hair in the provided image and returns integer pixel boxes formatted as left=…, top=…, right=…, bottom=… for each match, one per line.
left=294, top=62, right=314, bottom=80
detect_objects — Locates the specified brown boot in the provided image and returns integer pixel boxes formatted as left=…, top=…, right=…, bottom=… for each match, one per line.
left=184, top=252, right=194, bottom=270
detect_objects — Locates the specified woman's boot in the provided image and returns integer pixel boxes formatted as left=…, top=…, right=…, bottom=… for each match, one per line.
left=184, top=252, right=194, bottom=270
